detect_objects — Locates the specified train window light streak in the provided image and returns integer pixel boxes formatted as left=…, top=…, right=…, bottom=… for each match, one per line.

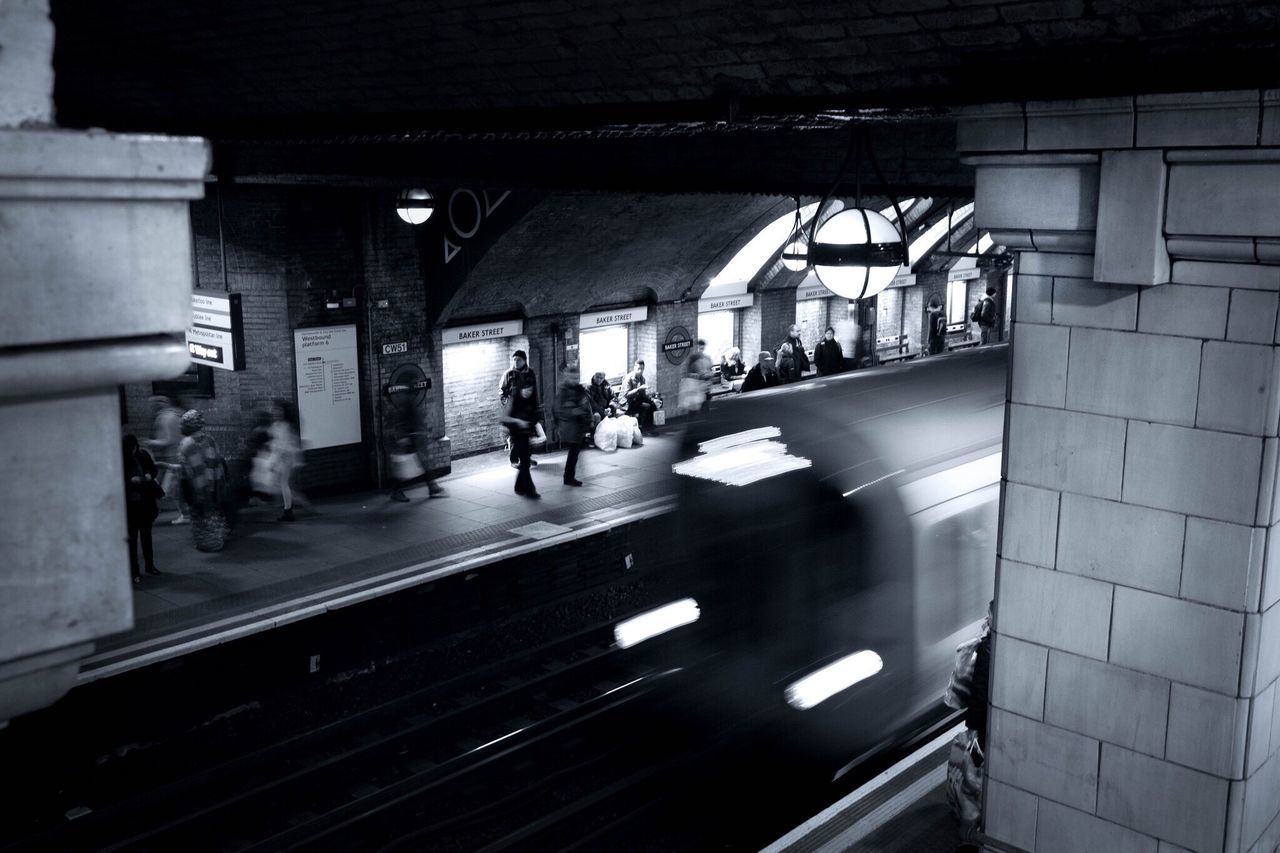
left=673, top=429, right=812, bottom=487
left=784, top=650, right=884, bottom=710
left=613, top=599, right=701, bottom=649
left=842, top=468, right=906, bottom=497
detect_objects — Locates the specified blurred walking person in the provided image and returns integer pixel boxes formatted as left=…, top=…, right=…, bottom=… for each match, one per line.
left=145, top=395, right=189, bottom=525
left=123, top=434, right=163, bottom=584
left=927, top=301, right=947, bottom=355
left=555, top=364, right=592, bottom=487
left=502, top=383, right=541, bottom=499
left=680, top=339, right=714, bottom=415
left=388, top=390, right=444, bottom=502
left=177, top=410, right=229, bottom=552
left=245, top=408, right=274, bottom=505
left=268, top=399, right=305, bottom=522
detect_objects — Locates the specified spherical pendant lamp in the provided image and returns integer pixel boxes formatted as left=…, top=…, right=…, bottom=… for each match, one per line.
left=781, top=240, right=809, bottom=272
left=809, top=207, right=906, bottom=300
left=396, top=189, right=436, bottom=225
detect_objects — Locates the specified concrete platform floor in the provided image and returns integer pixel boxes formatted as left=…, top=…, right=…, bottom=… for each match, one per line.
left=96, top=432, right=683, bottom=680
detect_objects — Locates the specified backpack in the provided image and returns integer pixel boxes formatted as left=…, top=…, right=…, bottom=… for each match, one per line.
left=932, top=313, right=946, bottom=337
left=980, top=296, right=996, bottom=326
left=969, top=301, right=982, bottom=323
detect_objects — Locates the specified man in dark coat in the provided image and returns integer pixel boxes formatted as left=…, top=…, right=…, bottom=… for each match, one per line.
left=813, top=326, right=844, bottom=376
left=777, top=324, right=811, bottom=381
left=499, top=349, right=538, bottom=468
left=740, top=351, right=780, bottom=393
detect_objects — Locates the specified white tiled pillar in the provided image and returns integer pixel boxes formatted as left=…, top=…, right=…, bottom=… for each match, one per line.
left=0, top=1, right=209, bottom=723
left=960, top=92, right=1280, bottom=853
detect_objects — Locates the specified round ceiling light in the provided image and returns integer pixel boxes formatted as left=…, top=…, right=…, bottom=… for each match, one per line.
left=396, top=189, right=436, bottom=225
left=781, top=240, right=808, bottom=272
left=810, top=208, right=906, bottom=300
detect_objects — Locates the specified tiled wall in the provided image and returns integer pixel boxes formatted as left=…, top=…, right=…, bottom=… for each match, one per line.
left=990, top=257, right=1280, bottom=852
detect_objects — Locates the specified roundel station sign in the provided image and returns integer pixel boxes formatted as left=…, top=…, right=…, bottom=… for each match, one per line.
left=663, top=326, right=694, bottom=365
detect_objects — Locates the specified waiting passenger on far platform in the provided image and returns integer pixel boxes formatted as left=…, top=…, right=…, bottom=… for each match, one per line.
left=622, top=359, right=658, bottom=436
left=268, top=399, right=306, bottom=522
left=778, top=324, right=810, bottom=379
left=177, top=410, right=229, bottom=552
left=681, top=338, right=714, bottom=414
left=776, top=341, right=798, bottom=384
left=555, top=364, right=592, bottom=487
left=740, top=351, right=780, bottom=393
left=973, top=286, right=998, bottom=345
left=927, top=300, right=947, bottom=355
left=145, top=395, right=189, bottom=525
left=719, top=347, right=746, bottom=384
left=813, top=326, right=845, bottom=376
left=502, top=383, right=541, bottom=499
left=499, top=349, right=538, bottom=469
left=123, top=434, right=163, bottom=584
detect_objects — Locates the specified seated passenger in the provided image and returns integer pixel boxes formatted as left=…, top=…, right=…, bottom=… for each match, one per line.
left=587, top=371, right=618, bottom=423
left=622, top=359, right=658, bottom=436
left=740, top=351, right=780, bottom=393
left=720, top=347, right=746, bottom=383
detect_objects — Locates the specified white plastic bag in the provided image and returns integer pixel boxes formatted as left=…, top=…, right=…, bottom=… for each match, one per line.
left=595, top=418, right=618, bottom=453
left=632, top=425, right=643, bottom=446
left=946, top=729, right=983, bottom=841
left=616, top=416, right=634, bottom=448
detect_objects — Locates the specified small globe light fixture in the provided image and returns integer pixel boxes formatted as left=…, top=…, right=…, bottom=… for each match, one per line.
left=781, top=240, right=809, bottom=272
left=810, top=207, right=906, bottom=300
left=395, top=189, right=436, bottom=225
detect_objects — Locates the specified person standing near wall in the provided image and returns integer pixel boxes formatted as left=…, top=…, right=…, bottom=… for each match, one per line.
left=123, top=434, right=162, bottom=583
left=778, top=324, right=810, bottom=378
left=813, top=326, right=844, bottom=376
left=972, top=286, right=998, bottom=345
left=927, top=301, right=947, bottom=355
left=499, top=350, right=538, bottom=469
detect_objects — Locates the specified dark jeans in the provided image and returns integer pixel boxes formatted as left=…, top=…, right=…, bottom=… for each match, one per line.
left=512, top=431, right=535, bottom=494
left=564, top=443, right=581, bottom=482
left=627, top=393, right=655, bottom=431
left=127, top=512, right=156, bottom=576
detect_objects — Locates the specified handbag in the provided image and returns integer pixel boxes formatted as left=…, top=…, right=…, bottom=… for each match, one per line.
left=389, top=451, right=425, bottom=481
left=531, top=421, right=547, bottom=449
left=945, top=728, right=984, bottom=841
left=944, top=635, right=981, bottom=710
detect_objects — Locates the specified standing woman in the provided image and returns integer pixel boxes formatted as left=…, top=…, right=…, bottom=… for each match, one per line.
left=775, top=341, right=797, bottom=384
left=123, top=434, right=163, bottom=583
left=178, top=410, right=229, bottom=552
left=269, top=399, right=304, bottom=522
left=813, top=327, right=845, bottom=376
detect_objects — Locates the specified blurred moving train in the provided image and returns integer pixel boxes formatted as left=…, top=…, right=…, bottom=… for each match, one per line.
left=621, top=345, right=1007, bottom=774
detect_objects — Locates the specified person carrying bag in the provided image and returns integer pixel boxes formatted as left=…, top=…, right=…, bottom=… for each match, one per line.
left=944, top=602, right=993, bottom=849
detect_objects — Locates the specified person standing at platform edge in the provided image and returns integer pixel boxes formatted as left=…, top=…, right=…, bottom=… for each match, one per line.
left=499, top=349, right=539, bottom=469
left=777, top=324, right=810, bottom=381
left=813, top=326, right=844, bottom=376
left=555, top=364, right=591, bottom=487
left=623, top=359, right=658, bottom=436
left=503, top=383, right=541, bottom=498
left=388, top=389, right=445, bottom=502
left=971, top=286, right=998, bottom=345
left=123, top=434, right=163, bottom=584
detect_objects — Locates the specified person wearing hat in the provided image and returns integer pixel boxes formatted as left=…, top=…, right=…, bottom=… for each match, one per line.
left=498, top=349, right=539, bottom=468
left=176, top=409, right=229, bottom=552
left=740, top=350, right=780, bottom=393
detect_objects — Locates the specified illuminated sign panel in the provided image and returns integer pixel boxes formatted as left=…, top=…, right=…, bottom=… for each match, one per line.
left=697, top=293, right=753, bottom=313
left=441, top=319, right=524, bottom=345
left=579, top=306, right=649, bottom=329
left=186, top=290, right=245, bottom=370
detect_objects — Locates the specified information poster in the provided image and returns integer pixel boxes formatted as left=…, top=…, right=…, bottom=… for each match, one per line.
left=293, top=325, right=362, bottom=450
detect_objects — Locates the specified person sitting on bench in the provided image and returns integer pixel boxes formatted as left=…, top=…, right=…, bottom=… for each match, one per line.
left=622, top=359, right=658, bottom=436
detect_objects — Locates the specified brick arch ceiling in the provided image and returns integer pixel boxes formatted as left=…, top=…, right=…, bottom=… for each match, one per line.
left=441, top=193, right=786, bottom=324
